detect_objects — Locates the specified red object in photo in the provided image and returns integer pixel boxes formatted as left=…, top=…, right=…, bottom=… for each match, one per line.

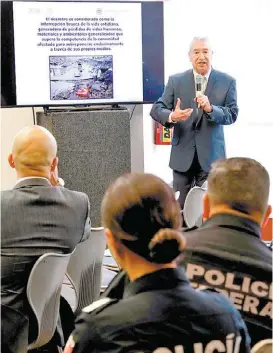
left=154, top=121, right=173, bottom=145
left=76, top=88, right=90, bottom=98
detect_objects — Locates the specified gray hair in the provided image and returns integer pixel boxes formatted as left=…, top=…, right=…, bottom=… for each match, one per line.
left=189, top=36, right=212, bottom=53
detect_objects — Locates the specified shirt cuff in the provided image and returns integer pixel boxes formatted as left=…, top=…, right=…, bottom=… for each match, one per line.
left=205, top=105, right=214, bottom=115
left=168, top=112, right=177, bottom=123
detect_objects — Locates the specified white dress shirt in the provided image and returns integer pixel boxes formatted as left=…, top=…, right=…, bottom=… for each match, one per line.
left=169, top=67, right=212, bottom=123
left=14, top=176, right=50, bottom=186
left=193, top=68, right=211, bottom=95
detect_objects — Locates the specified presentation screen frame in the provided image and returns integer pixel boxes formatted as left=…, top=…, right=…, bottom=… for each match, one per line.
left=1, top=0, right=165, bottom=108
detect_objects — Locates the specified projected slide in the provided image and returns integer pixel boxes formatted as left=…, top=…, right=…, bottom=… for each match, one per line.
left=49, top=55, right=113, bottom=100
left=12, top=2, right=144, bottom=105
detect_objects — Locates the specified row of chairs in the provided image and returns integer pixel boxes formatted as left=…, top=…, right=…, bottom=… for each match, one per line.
left=2, top=227, right=107, bottom=352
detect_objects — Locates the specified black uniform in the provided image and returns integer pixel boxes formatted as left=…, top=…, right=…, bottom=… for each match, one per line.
left=66, top=268, right=250, bottom=353
left=182, top=214, right=272, bottom=346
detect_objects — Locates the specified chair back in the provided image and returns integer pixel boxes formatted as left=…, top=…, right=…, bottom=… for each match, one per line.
left=27, top=252, right=71, bottom=350
left=66, top=227, right=107, bottom=316
left=251, top=339, right=273, bottom=353
left=183, top=185, right=207, bottom=228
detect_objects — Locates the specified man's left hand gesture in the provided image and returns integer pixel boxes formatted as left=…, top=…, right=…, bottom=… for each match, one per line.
left=194, top=95, right=213, bottom=113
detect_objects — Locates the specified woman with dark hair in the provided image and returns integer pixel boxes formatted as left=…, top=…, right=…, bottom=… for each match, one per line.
left=65, top=173, right=250, bottom=353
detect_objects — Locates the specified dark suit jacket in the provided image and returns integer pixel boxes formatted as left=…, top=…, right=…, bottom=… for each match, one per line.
left=181, top=214, right=272, bottom=346
left=1, top=177, right=91, bottom=315
left=150, top=69, right=238, bottom=172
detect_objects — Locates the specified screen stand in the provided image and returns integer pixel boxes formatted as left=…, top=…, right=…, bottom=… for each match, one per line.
left=43, top=106, right=50, bottom=114
left=111, top=104, right=123, bottom=110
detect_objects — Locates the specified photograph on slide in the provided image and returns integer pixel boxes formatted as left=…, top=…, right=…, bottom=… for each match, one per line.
left=49, top=55, right=113, bottom=100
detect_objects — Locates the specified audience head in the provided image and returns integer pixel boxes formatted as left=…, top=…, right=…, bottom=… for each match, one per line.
left=101, top=173, right=185, bottom=280
left=8, top=126, right=59, bottom=184
left=189, top=36, right=213, bottom=76
left=203, top=157, right=271, bottom=227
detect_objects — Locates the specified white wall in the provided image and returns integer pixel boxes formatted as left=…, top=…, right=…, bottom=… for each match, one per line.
left=1, top=108, right=34, bottom=190
left=143, top=0, right=273, bottom=203
left=143, top=104, right=172, bottom=183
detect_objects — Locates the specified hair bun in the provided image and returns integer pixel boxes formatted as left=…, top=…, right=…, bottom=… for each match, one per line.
left=148, top=229, right=186, bottom=264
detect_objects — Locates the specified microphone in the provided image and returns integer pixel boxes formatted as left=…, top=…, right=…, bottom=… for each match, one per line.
left=194, top=75, right=203, bottom=129
left=196, top=75, right=203, bottom=97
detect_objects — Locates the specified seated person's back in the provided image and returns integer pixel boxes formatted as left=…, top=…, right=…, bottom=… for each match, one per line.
left=1, top=126, right=91, bottom=316
left=64, top=173, right=250, bottom=353
left=182, top=157, right=272, bottom=346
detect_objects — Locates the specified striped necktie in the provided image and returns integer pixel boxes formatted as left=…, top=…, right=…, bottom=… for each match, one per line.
left=201, top=76, right=207, bottom=94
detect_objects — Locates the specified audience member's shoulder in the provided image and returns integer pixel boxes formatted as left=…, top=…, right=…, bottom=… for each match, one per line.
left=81, top=297, right=118, bottom=317
left=199, top=288, right=240, bottom=315
left=1, top=189, right=14, bottom=201
left=74, top=297, right=125, bottom=335
left=213, top=69, right=236, bottom=83
left=60, top=187, right=89, bottom=202
left=182, top=226, right=203, bottom=245
left=67, top=298, right=119, bottom=351
left=170, top=69, right=192, bottom=81
left=77, top=293, right=154, bottom=330
left=201, top=288, right=249, bottom=330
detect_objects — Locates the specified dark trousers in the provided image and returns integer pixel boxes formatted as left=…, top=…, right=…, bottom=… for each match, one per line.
left=173, top=151, right=208, bottom=209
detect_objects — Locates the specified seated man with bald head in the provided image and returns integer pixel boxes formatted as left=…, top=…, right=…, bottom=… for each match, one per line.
left=1, top=126, right=91, bottom=338
left=182, top=157, right=272, bottom=346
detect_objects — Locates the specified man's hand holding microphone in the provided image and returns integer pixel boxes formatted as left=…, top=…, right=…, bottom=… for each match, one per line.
left=194, top=95, right=212, bottom=113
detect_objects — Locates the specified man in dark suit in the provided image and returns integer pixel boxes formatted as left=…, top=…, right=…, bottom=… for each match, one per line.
left=150, top=36, right=238, bottom=208
left=1, top=126, right=91, bottom=342
left=182, top=157, right=272, bottom=346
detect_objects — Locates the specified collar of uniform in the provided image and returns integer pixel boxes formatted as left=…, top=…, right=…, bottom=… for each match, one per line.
left=200, top=213, right=261, bottom=239
left=123, top=268, right=189, bottom=299
left=13, top=177, right=52, bottom=189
